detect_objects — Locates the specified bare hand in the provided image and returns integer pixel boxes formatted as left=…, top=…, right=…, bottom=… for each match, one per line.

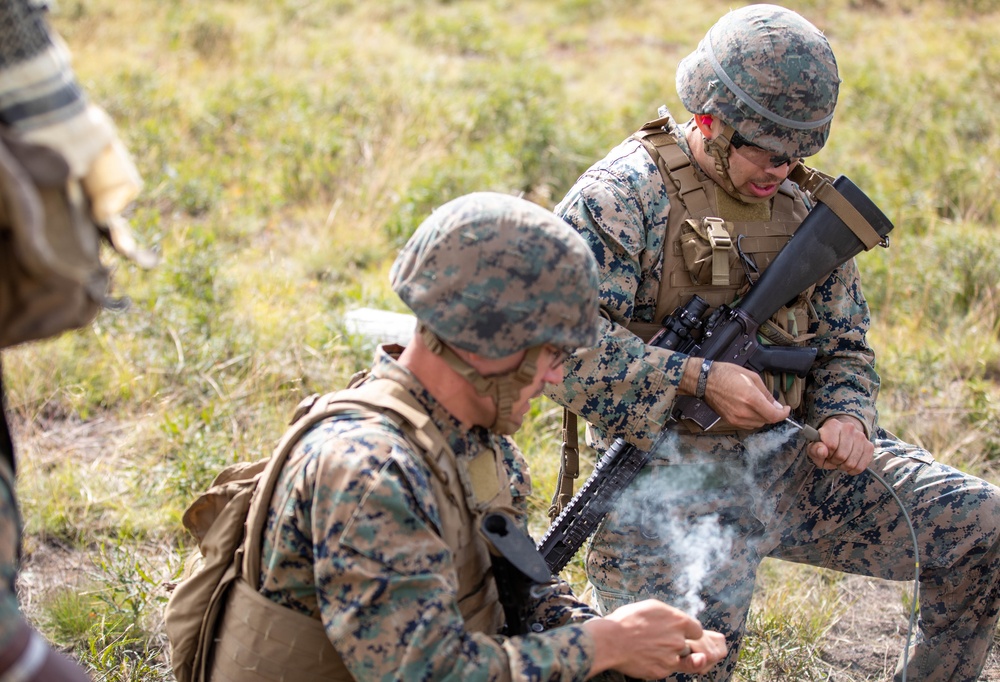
left=679, top=629, right=728, bottom=676
left=584, top=600, right=727, bottom=679
left=702, top=362, right=790, bottom=429
left=806, top=415, right=874, bottom=474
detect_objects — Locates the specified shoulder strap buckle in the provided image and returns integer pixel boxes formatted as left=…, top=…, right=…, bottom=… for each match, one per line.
left=704, top=217, right=733, bottom=286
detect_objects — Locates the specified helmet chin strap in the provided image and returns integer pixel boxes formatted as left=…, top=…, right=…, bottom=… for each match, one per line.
left=703, top=122, right=771, bottom=205
left=420, top=325, right=542, bottom=436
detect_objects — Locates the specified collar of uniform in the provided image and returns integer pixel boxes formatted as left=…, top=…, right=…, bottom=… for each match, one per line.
left=369, top=344, right=492, bottom=462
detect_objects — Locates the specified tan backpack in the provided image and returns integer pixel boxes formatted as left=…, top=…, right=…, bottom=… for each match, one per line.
left=165, top=380, right=464, bottom=682
left=164, top=392, right=337, bottom=682
left=0, top=129, right=154, bottom=349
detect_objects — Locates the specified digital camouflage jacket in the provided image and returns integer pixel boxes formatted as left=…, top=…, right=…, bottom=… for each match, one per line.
left=545, top=117, right=880, bottom=454
left=257, top=347, right=600, bottom=681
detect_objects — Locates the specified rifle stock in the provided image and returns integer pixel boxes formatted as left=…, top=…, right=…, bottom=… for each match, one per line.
left=537, top=174, right=894, bottom=573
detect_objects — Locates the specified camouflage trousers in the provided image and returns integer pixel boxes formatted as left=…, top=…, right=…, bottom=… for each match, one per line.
left=586, top=426, right=1000, bottom=682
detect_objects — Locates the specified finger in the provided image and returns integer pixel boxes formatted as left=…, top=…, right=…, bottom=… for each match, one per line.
left=830, top=431, right=864, bottom=470
left=677, top=652, right=707, bottom=673
left=834, top=439, right=859, bottom=469
left=814, top=423, right=848, bottom=468
left=682, top=619, right=704, bottom=640
left=841, top=457, right=866, bottom=475
left=826, top=441, right=849, bottom=468
left=806, top=442, right=831, bottom=468
left=841, top=446, right=872, bottom=475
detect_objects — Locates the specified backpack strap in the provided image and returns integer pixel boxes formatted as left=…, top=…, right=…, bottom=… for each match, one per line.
left=240, top=380, right=459, bottom=589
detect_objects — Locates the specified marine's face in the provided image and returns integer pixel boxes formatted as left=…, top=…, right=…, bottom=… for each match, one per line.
left=506, top=344, right=566, bottom=428
left=725, top=142, right=799, bottom=200
left=691, top=113, right=801, bottom=201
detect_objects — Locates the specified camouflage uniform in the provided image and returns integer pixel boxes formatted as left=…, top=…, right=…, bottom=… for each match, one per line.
left=0, top=0, right=97, bottom=656
left=0, top=458, right=18, bottom=651
left=545, top=115, right=1000, bottom=681
left=257, top=347, right=600, bottom=681
left=246, top=193, right=605, bottom=681
left=544, top=7, right=1000, bottom=676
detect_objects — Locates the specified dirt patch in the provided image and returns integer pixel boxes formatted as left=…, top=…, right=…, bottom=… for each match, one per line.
left=10, top=406, right=136, bottom=471
left=16, top=541, right=95, bottom=617
left=818, top=574, right=1000, bottom=681
left=820, top=575, right=911, bottom=679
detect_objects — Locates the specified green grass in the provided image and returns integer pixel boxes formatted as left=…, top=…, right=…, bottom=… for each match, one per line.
left=4, top=0, right=999, bottom=678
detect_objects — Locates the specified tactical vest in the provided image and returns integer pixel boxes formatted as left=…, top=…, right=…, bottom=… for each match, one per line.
left=549, top=116, right=881, bottom=516
left=207, top=378, right=509, bottom=682
left=548, top=115, right=820, bottom=518
left=626, top=114, right=816, bottom=411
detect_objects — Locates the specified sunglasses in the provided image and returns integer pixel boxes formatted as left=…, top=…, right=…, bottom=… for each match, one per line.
left=729, top=130, right=797, bottom=168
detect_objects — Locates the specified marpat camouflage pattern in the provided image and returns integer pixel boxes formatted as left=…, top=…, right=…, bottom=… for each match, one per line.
left=257, top=349, right=601, bottom=681
left=391, top=192, right=600, bottom=359
left=545, top=112, right=1000, bottom=681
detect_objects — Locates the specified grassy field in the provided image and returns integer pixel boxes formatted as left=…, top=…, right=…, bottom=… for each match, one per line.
left=4, top=0, right=999, bottom=679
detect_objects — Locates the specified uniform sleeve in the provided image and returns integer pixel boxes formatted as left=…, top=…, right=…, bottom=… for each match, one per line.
left=803, top=258, right=880, bottom=434
left=0, top=0, right=86, bottom=130
left=313, top=437, right=597, bottom=682
left=544, top=146, right=689, bottom=450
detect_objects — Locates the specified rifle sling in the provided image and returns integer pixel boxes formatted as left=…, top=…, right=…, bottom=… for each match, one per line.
left=548, top=409, right=579, bottom=522
left=790, top=165, right=883, bottom=250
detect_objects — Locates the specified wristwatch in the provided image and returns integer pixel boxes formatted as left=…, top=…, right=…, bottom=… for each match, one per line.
left=695, top=359, right=713, bottom=400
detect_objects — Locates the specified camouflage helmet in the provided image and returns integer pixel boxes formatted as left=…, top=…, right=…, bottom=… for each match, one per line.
left=390, top=192, right=600, bottom=359
left=676, top=4, right=840, bottom=159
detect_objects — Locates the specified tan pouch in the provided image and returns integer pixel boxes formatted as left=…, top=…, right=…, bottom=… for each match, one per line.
left=758, top=287, right=817, bottom=410
left=679, top=217, right=734, bottom=286
left=164, top=462, right=267, bottom=682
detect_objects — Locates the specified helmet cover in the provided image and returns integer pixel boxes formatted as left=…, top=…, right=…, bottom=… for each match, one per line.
left=390, top=192, right=600, bottom=359
left=676, top=4, right=840, bottom=158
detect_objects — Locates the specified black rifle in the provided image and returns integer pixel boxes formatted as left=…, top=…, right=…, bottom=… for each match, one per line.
left=538, top=174, right=895, bottom=574
left=481, top=511, right=554, bottom=635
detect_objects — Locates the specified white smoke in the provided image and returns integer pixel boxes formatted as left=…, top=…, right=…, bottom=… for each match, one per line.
left=663, top=510, right=733, bottom=617
left=611, top=422, right=804, bottom=617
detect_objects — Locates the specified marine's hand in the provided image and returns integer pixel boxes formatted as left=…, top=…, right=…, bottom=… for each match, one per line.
left=699, top=361, right=790, bottom=429
left=583, top=599, right=727, bottom=679
left=677, top=629, right=728, bottom=676
left=806, top=415, right=873, bottom=474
